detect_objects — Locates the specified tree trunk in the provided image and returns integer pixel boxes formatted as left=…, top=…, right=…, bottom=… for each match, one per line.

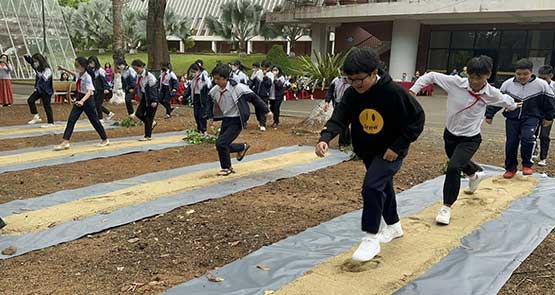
left=112, top=0, right=125, bottom=62
left=147, top=0, right=169, bottom=70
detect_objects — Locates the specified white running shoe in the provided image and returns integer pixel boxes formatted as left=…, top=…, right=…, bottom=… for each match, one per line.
left=27, top=114, right=42, bottom=125
left=538, top=159, right=547, bottom=167
left=129, top=113, right=136, bottom=119
left=139, top=137, right=152, bottom=142
left=259, top=126, right=266, bottom=132
left=436, top=205, right=451, bottom=225
left=464, top=172, right=484, bottom=194
left=95, top=140, right=110, bottom=147
left=352, top=234, right=380, bottom=262
left=377, top=222, right=404, bottom=243
left=40, top=123, right=56, bottom=128
left=107, top=112, right=115, bottom=120
left=99, top=119, right=105, bottom=124
left=53, top=142, right=70, bottom=151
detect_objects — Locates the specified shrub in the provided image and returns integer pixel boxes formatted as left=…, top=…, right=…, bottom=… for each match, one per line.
left=266, top=45, right=292, bottom=73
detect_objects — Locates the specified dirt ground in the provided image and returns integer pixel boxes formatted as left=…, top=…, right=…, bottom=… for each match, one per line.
left=0, top=104, right=554, bottom=294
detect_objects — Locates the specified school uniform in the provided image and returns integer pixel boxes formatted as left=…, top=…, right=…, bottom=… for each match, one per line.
left=269, top=75, right=286, bottom=126
left=321, top=72, right=425, bottom=234
left=325, top=76, right=351, bottom=146
left=159, top=70, right=178, bottom=115
left=121, top=66, right=137, bottom=115
left=63, top=71, right=107, bottom=141
left=24, top=56, right=54, bottom=124
left=254, top=71, right=274, bottom=127
left=185, top=73, right=212, bottom=133
left=135, top=70, right=159, bottom=138
left=486, top=76, right=555, bottom=171
left=411, top=72, right=517, bottom=205
left=537, top=80, right=555, bottom=161
left=92, top=68, right=112, bottom=119
left=230, top=70, right=249, bottom=85
left=208, top=80, right=267, bottom=169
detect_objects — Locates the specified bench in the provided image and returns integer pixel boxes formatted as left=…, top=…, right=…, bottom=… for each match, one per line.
left=53, top=81, right=76, bottom=104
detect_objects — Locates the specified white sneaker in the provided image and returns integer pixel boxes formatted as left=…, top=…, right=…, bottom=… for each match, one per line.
left=139, top=137, right=151, bottom=142
left=436, top=205, right=451, bottom=225
left=377, top=222, right=404, bottom=243
left=95, top=140, right=110, bottom=147
left=99, top=119, right=105, bottom=124
left=107, top=112, right=115, bottom=120
left=40, top=123, right=56, bottom=128
left=129, top=113, right=136, bottom=119
left=538, top=159, right=547, bottom=167
left=259, top=126, right=266, bottom=132
left=352, top=234, right=380, bottom=262
left=464, top=172, right=484, bottom=194
left=53, top=142, right=70, bottom=151
left=27, top=114, right=42, bottom=124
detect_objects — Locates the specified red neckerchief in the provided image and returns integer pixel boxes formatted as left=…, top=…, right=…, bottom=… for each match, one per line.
left=456, top=90, right=484, bottom=114
left=75, top=77, right=82, bottom=100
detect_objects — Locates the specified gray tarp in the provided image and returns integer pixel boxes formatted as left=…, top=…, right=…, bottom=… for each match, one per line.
left=166, top=166, right=555, bottom=295
left=0, top=131, right=187, bottom=173
left=0, top=120, right=119, bottom=140
left=0, top=146, right=351, bottom=259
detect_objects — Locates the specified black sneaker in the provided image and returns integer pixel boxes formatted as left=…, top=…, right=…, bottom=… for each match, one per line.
left=237, top=143, right=250, bottom=161
left=0, top=218, right=6, bottom=230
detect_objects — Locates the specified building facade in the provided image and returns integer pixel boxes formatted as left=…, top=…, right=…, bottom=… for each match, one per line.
left=269, top=0, right=555, bottom=85
left=0, top=0, right=75, bottom=79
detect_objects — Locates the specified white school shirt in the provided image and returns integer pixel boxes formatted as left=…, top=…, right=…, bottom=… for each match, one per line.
left=411, top=72, right=517, bottom=137
left=137, top=70, right=157, bottom=95
left=159, top=70, right=177, bottom=86
left=75, top=71, right=95, bottom=94
left=209, top=82, right=240, bottom=117
left=231, top=70, right=249, bottom=85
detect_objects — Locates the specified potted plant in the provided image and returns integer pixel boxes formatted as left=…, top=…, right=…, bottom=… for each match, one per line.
left=294, top=50, right=348, bottom=99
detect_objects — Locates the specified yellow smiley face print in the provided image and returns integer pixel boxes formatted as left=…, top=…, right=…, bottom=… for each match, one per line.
left=359, top=109, right=384, bottom=134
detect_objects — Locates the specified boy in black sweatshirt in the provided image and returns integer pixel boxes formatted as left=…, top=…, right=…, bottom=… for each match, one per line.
left=316, top=48, right=425, bottom=262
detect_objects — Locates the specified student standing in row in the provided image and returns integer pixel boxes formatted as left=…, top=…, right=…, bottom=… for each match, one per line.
left=207, top=64, right=269, bottom=176
left=116, top=58, right=137, bottom=117
left=185, top=63, right=212, bottom=134
left=230, top=60, right=249, bottom=85
left=54, top=58, right=110, bottom=151
left=410, top=55, right=520, bottom=225
left=269, top=66, right=285, bottom=129
left=159, top=62, right=178, bottom=119
left=324, top=68, right=351, bottom=149
left=132, top=59, right=159, bottom=141
left=316, top=48, right=425, bottom=262
left=24, top=53, right=55, bottom=127
left=486, top=59, right=555, bottom=178
left=0, top=54, right=14, bottom=107
left=535, top=65, right=555, bottom=167
left=88, top=56, right=114, bottom=121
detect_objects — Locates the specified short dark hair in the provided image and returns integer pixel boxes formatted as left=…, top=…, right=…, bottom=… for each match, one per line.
left=538, top=65, right=553, bottom=75
left=115, top=58, right=127, bottom=67
left=211, top=63, right=232, bottom=79
left=252, top=62, right=260, bottom=68
left=261, top=60, right=271, bottom=69
left=75, top=56, right=88, bottom=69
left=515, top=58, right=533, bottom=71
left=343, top=48, right=381, bottom=75
left=188, top=63, right=203, bottom=73
left=131, top=59, right=146, bottom=68
left=466, top=55, right=493, bottom=76
left=195, top=59, right=204, bottom=66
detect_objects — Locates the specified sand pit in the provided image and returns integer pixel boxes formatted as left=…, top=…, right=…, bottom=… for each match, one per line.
left=1, top=150, right=322, bottom=235
left=276, top=175, right=538, bottom=295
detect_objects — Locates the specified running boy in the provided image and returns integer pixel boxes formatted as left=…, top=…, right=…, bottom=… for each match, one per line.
left=207, top=63, right=269, bottom=176
left=535, top=65, right=555, bottom=166
left=410, top=55, right=520, bottom=225
left=316, top=48, right=425, bottom=262
left=485, top=59, right=555, bottom=178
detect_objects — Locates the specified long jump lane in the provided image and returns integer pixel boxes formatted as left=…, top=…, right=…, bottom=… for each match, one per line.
left=0, top=120, right=120, bottom=140
left=0, top=145, right=352, bottom=259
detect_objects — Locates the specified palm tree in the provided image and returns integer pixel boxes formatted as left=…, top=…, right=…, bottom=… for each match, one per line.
left=112, top=0, right=125, bottom=61
left=205, top=0, right=269, bottom=54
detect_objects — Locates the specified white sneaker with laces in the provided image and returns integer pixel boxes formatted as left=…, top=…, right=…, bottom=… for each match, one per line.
left=352, top=234, right=380, bottom=262
left=259, top=126, right=266, bottom=132
left=107, top=112, right=115, bottom=120
left=538, top=159, right=547, bottom=167
left=436, top=205, right=451, bottom=225
left=40, top=123, right=56, bottom=128
left=53, top=142, right=70, bottom=151
left=464, top=172, right=484, bottom=194
left=95, top=140, right=110, bottom=147
left=28, top=114, right=42, bottom=125
left=377, top=222, right=404, bottom=243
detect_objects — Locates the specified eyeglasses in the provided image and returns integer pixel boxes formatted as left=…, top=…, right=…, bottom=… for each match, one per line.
left=346, top=75, right=370, bottom=86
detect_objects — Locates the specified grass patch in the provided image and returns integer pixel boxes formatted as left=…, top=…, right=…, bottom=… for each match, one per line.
left=183, top=129, right=218, bottom=145
left=113, top=117, right=142, bottom=128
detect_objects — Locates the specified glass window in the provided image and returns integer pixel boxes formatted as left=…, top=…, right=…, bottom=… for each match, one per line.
left=448, top=50, right=474, bottom=74
left=427, top=49, right=449, bottom=72
left=430, top=31, right=450, bottom=48
left=498, top=49, right=527, bottom=73
left=527, top=31, right=554, bottom=49
left=475, top=31, right=501, bottom=49
left=450, top=31, right=475, bottom=49
left=500, top=31, right=527, bottom=49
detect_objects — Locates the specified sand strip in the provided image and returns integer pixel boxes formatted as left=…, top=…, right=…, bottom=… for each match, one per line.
left=0, top=120, right=117, bottom=139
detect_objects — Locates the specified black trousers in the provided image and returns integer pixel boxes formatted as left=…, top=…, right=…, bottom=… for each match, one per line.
left=160, top=86, right=173, bottom=115
left=94, top=91, right=110, bottom=119
left=257, top=96, right=270, bottom=127
left=124, top=91, right=134, bottom=115
left=443, top=129, right=482, bottom=206
left=193, top=94, right=207, bottom=133
left=135, top=99, right=157, bottom=138
left=28, top=91, right=54, bottom=123
left=63, top=98, right=107, bottom=141
left=269, top=99, right=283, bottom=125
left=539, top=122, right=552, bottom=160
left=361, top=155, right=404, bottom=234
left=505, top=118, right=539, bottom=170
left=216, top=117, right=245, bottom=169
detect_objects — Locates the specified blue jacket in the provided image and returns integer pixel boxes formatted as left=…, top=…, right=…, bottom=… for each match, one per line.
left=24, top=56, right=53, bottom=96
